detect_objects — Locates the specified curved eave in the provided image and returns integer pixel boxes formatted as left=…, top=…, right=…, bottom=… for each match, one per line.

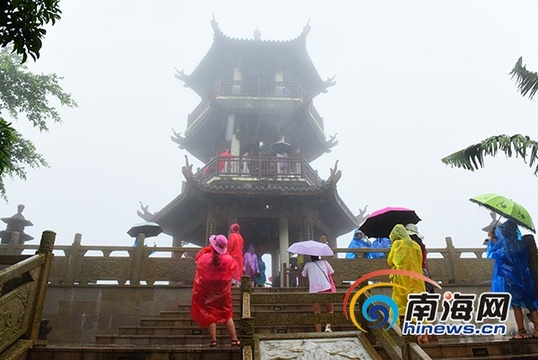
left=180, top=21, right=327, bottom=97
left=152, top=176, right=357, bottom=238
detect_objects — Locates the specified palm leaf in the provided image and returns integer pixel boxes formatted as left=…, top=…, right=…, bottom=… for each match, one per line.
left=441, top=134, right=538, bottom=175
left=510, top=57, right=538, bottom=100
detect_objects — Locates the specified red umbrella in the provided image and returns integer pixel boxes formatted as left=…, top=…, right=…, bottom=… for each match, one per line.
left=359, top=207, right=421, bottom=238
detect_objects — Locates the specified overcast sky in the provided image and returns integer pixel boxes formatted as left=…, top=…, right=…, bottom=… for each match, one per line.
left=3, top=0, right=538, bottom=250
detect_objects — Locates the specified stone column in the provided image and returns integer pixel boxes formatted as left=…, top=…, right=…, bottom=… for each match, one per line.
left=278, top=218, right=289, bottom=287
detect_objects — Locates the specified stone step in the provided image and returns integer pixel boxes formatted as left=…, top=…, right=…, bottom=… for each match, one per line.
left=117, top=324, right=359, bottom=336
left=94, top=333, right=241, bottom=346
left=421, top=337, right=538, bottom=359
left=27, top=344, right=240, bottom=360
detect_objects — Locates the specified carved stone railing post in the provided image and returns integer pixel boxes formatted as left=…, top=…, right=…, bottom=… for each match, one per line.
left=65, top=233, right=82, bottom=285
left=445, top=237, right=462, bottom=283
left=26, top=230, right=56, bottom=341
left=130, top=234, right=145, bottom=285
left=240, top=275, right=254, bottom=360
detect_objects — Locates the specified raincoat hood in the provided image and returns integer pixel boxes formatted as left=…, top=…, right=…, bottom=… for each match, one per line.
left=230, top=223, right=240, bottom=233
left=389, top=224, right=413, bottom=245
left=495, top=219, right=521, bottom=241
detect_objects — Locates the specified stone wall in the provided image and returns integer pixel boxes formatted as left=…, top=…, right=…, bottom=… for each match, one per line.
left=42, top=285, right=194, bottom=344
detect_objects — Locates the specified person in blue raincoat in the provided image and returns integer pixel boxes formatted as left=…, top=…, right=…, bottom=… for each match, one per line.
left=368, top=237, right=391, bottom=259
left=346, top=228, right=370, bottom=259
left=487, top=219, right=538, bottom=339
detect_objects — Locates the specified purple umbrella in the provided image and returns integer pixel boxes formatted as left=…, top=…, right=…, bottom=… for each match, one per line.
left=287, top=240, right=334, bottom=257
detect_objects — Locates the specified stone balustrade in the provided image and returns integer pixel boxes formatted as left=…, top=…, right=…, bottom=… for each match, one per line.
left=0, top=234, right=493, bottom=287
left=0, top=231, right=56, bottom=358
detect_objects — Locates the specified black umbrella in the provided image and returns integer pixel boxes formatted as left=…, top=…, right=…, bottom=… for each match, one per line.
left=127, top=222, right=163, bottom=238
left=359, top=207, right=421, bottom=238
left=271, top=140, right=292, bottom=155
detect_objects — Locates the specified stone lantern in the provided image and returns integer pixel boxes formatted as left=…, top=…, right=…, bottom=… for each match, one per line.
left=0, top=204, right=34, bottom=244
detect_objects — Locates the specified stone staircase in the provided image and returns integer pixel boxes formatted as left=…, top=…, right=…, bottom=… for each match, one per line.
left=93, top=287, right=358, bottom=346
left=25, top=286, right=538, bottom=360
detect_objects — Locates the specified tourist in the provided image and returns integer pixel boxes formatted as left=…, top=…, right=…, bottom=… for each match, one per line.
left=228, top=223, right=244, bottom=286
left=218, top=148, right=232, bottom=172
left=487, top=220, right=538, bottom=340
left=405, top=224, right=434, bottom=293
left=191, top=234, right=240, bottom=347
left=368, top=237, right=391, bottom=259
left=345, top=228, right=370, bottom=258
left=387, top=224, right=425, bottom=339
left=243, top=244, right=259, bottom=286
left=405, top=223, right=438, bottom=343
left=254, top=257, right=267, bottom=287
left=301, top=255, right=335, bottom=332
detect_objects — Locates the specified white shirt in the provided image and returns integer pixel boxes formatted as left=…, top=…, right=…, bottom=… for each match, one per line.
left=301, top=260, right=334, bottom=293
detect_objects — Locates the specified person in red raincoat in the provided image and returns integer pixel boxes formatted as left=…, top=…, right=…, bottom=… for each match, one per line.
left=228, top=223, right=244, bottom=286
left=191, top=234, right=240, bottom=347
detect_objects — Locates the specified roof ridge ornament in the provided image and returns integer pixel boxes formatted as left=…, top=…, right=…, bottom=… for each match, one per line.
left=171, top=128, right=186, bottom=149
left=182, top=155, right=194, bottom=181
left=253, top=27, right=261, bottom=41
left=301, top=18, right=311, bottom=37
left=211, top=13, right=219, bottom=32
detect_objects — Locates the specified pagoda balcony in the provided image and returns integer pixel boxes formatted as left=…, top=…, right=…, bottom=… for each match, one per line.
left=195, top=155, right=322, bottom=186
left=186, top=80, right=324, bottom=131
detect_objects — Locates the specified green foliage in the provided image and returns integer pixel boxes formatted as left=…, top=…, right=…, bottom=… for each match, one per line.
left=442, top=58, right=538, bottom=176
left=0, top=47, right=76, bottom=199
left=0, top=48, right=77, bottom=130
left=510, top=57, right=538, bottom=100
left=441, top=134, right=538, bottom=175
left=0, top=0, right=62, bottom=63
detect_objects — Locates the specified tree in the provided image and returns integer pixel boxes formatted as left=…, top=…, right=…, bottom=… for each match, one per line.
left=0, top=0, right=62, bottom=63
left=0, top=47, right=77, bottom=199
left=442, top=58, right=538, bottom=174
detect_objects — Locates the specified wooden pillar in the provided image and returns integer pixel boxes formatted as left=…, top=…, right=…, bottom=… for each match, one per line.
left=206, top=212, right=216, bottom=245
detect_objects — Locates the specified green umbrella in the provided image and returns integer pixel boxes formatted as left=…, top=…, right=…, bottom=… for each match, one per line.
left=470, top=193, right=535, bottom=233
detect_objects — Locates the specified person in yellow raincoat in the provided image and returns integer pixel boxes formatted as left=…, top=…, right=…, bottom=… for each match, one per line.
left=387, top=224, right=425, bottom=327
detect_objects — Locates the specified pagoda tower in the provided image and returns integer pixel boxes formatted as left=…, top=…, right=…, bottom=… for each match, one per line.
left=139, top=19, right=359, bottom=286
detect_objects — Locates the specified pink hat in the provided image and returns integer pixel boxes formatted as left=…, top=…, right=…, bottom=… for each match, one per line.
left=209, top=234, right=228, bottom=254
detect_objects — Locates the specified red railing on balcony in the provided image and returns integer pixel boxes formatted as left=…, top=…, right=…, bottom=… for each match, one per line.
left=195, top=155, right=322, bottom=186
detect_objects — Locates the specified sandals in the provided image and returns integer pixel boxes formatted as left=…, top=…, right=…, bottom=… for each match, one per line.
left=510, top=329, right=535, bottom=340
left=209, top=340, right=218, bottom=347
left=417, top=335, right=429, bottom=344
left=231, top=339, right=241, bottom=347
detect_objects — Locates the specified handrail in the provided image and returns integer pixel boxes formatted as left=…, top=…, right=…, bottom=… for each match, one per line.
left=212, top=80, right=305, bottom=99
left=0, top=235, right=494, bottom=288
left=0, top=230, right=56, bottom=356
left=196, top=155, right=322, bottom=186
left=187, top=79, right=307, bottom=130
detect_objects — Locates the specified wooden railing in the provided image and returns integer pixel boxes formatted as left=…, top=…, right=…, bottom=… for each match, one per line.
left=213, top=80, right=304, bottom=99
left=186, top=79, right=322, bottom=130
left=196, top=155, right=322, bottom=186
left=0, top=231, right=55, bottom=358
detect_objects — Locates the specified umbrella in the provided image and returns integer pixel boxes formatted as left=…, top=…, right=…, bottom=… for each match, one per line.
left=127, top=222, right=163, bottom=238
left=287, top=240, right=334, bottom=257
left=359, top=207, right=421, bottom=238
left=271, top=140, right=292, bottom=155
left=470, top=193, right=535, bottom=233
